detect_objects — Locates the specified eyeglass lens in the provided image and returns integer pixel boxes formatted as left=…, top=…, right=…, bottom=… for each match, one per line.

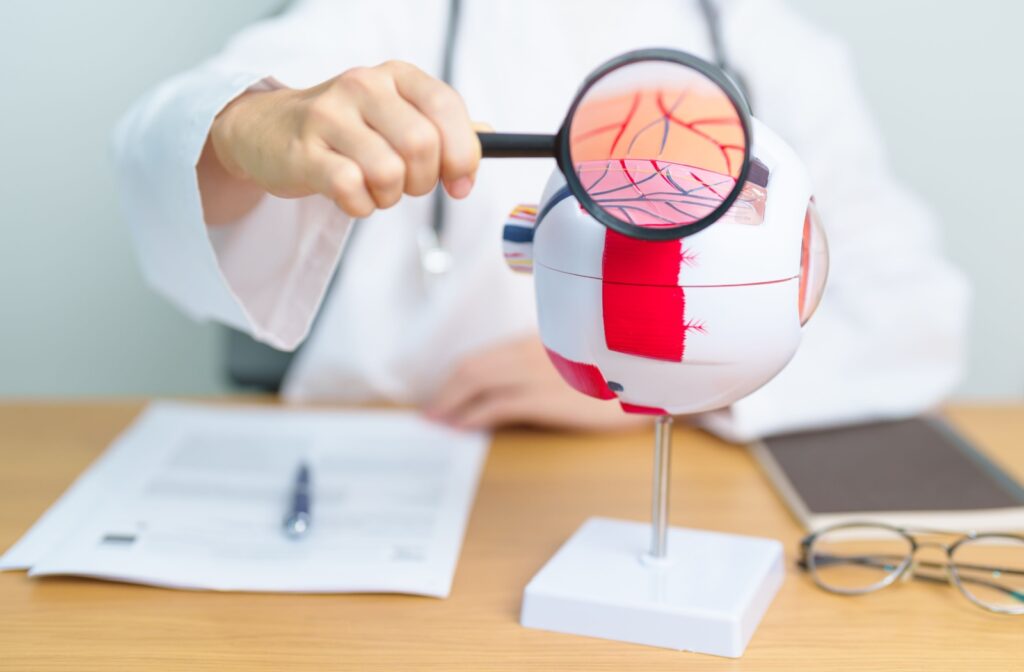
left=808, top=525, right=912, bottom=593
left=950, top=535, right=1024, bottom=613
left=808, top=525, right=1024, bottom=613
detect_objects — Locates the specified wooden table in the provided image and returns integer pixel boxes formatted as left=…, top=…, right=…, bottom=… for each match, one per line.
left=1, top=402, right=1021, bottom=671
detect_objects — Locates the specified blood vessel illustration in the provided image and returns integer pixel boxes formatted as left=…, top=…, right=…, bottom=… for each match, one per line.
left=570, top=79, right=746, bottom=229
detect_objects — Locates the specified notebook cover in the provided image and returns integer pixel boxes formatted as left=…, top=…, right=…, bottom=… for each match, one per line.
left=754, top=417, right=1024, bottom=515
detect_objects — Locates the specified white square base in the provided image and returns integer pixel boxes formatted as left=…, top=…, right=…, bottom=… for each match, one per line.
left=521, top=517, right=784, bottom=658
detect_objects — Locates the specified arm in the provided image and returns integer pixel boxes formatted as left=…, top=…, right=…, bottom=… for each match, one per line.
left=113, top=3, right=479, bottom=351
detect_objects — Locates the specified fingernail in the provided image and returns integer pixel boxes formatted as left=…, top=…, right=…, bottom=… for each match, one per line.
left=446, top=176, right=473, bottom=199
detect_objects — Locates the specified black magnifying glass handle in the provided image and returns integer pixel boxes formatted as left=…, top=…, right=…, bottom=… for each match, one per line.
left=477, top=132, right=557, bottom=158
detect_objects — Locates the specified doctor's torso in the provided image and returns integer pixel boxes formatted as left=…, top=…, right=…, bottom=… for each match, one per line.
left=274, top=0, right=724, bottom=403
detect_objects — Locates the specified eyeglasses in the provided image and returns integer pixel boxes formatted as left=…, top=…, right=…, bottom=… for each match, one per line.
left=798, top=522, right=1024, bottom=614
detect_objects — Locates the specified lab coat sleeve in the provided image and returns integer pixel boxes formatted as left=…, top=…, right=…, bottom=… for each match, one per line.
left=112, top=6, right=353, bottom=352
left=698, top=0, right=971, bottom=442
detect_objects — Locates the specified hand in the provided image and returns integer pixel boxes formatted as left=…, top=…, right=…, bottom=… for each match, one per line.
left=199, top=61, right=481, bottom=224
left=425, top=336, right=650, bottom=432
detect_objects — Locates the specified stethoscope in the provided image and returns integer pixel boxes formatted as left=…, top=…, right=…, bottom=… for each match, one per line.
left=416, top=0, right=751, bottom=280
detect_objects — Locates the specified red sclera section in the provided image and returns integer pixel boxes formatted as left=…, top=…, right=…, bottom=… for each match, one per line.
left=602, top=230, right=687, bottom=362
left=602, top=284, right=686, bottom=361
left=602, top=230, right=684, bottom=285
left=544, top=348, right=617, bottom=400
left=619, top=402, right=669, bottom=415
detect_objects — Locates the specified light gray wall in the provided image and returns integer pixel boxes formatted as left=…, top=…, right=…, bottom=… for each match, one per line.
left=0, top=0, right=283, bottom=396
left=787, top=0, right=1024, bottom=398
left=0, top=0, right=1020, bottom=398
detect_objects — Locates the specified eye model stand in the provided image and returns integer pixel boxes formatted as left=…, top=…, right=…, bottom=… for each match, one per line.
left=520, top=415, right=784, bottom=658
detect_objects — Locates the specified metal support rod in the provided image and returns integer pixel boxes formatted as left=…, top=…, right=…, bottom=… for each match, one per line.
left=650, top=414, right=674, bottom=558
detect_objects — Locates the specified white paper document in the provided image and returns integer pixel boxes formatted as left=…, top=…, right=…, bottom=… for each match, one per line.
left=1, top=402, right=490, bottom=597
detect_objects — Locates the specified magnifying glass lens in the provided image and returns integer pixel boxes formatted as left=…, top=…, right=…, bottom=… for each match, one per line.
left=568, top=59, right=748, bottom=236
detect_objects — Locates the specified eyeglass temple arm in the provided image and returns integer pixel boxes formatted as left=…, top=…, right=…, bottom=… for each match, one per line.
left=803, top=552, right=1024, bottom=577
left=801, top=552, right=1024, bottom=602
left=905, top=570, right=1022, bottom=602
left=478, top=132, right=557, bottom=158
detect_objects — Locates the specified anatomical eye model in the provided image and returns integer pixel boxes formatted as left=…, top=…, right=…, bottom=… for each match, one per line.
left=480, top=49, right=829, bottom=658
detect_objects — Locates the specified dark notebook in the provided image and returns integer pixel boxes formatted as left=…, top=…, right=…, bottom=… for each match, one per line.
left=749, top=417, right=1024, bottom=531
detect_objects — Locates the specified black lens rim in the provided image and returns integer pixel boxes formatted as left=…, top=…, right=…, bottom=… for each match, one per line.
left=556, top=48, right=753, bottom=241
left=805, top=522, right=916, bottom=595
left=948, top=532, right=1024, bottom=612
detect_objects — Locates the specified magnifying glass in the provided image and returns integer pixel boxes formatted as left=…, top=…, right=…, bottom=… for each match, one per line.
left=477, top=48, right=752, bottom=241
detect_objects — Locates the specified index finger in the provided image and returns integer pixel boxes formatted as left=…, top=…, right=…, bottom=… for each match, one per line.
left=383, top=61, right=481, bottom=197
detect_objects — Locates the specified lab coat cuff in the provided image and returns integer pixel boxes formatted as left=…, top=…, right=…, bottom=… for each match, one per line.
left=209, top=193, right=353, bottom=352
left=198, top=73, right=353, bottom=352
left=115, top=69, right=278, bottom=339
left=119, top=64, right=350, bottom=354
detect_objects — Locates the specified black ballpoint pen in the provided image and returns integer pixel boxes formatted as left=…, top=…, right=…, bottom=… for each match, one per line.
left=283, top=462, right=312, bottom=539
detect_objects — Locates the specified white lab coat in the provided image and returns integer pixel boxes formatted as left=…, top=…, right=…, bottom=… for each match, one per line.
left=113, top=0, right=969, bottom=442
